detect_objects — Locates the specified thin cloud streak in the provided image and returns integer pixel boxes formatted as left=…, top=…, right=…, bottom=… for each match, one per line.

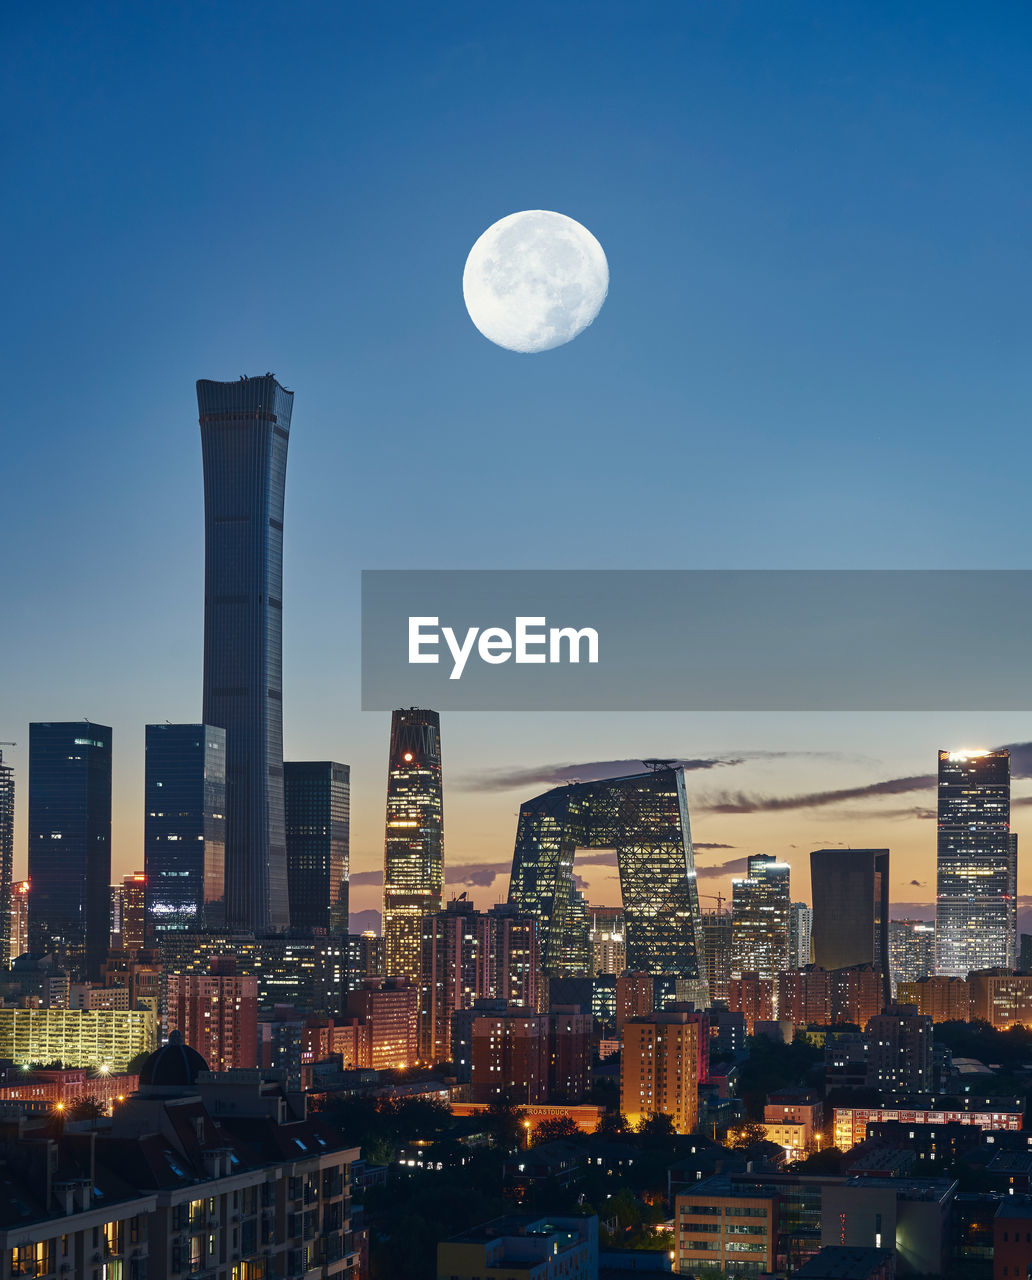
left=698, top=740, right=1032, bottom=817
left=457, top=751, right=848, bottom=795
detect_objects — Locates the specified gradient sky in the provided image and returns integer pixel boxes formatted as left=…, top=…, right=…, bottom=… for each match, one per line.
left=4, top=3, right=1032, bottom=928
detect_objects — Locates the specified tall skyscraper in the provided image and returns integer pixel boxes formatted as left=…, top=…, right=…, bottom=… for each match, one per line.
left=730, top=855, right=790, bottom=981
left=382, top=708, right=444, bottom=982
left=144, top=723, right=226, bottom=942
left=28, top=722, right=112, bottom=980
left=889, top=919, right=936, bottom=991
left=810, top=848, right=891, bottom=1007
left=788, top=902, right=813, bottom=968
left=935, top=749, right=1015, bottom=977
left=112, top=873, right=146, bottom=953
left=701, top=908, right=733, bottom=1002
left=284, top=761, right=350, bottom=936
left=0, top=749, right=13, bottom=969
left=198, top=374, right=293, bottom=935
left=10, top=880, right=30, bottom=963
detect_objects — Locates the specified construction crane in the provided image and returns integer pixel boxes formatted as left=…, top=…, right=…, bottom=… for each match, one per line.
left=700, top=892, right=728, bottom=913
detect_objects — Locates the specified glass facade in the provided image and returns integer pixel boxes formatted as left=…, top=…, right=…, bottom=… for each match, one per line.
left=198, top=374, right=292, bottom=934
left=506, top=766, right=707, bottom=991
left=935, top=749, right=1015, bottom=977
left=810, top=848, right=891, bottom=1006
left=284, top=761, right=350, bottom=936
left=730, top=855, right=791, bottom=981
left=27, top=721, right=112, bottom=980
left=144, top=723, right=226, bottom=941
left=382, top=709, right=444, bottom=982
left=0, top=749, right=12, bottom=969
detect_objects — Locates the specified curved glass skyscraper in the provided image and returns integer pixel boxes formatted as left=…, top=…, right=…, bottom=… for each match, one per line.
left=199, top=375, right=292, bottom=934
left=507, top=766, right=707, bottom=998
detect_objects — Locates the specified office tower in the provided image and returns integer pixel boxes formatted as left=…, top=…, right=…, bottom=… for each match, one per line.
left=10, top=880, right=30, bottom=962
left=112, top=874, right=146, bottom=953
left=788, top=902, right=813, bottom=968
left=777, top=967, right=832, bottom=1027
left=508, top=767, right=707, bottom=997
left=935, top=750, right=1015, bottom=977
left=470, top=1007, right=551, bottom=1104
left=701, top=908, right=733, bottom=1003
left=165, top=956, right=259, bottom=1071
left=620, top=1011, right=700, bottom=1134
left=346, top=931, right=386, bottom=991
left=198, top=374, right=293, bottom=934
left=896, top=974, right=971, bottom=1024
left=419, top=897, right=479, bottom=1062
left=159, top=933, right=347, bottom=1014
left=144, top=724, right=226, bottom=942
left=889, top=920, right=935, bottom=990
left=810, top=848, right=891, bottom=1006
left=730, top=855, right=790, bottom=981
left=382, top=708, right=444, bottom=983
left=28, top=722, right=112, bottom=980
left=284, top=761, right=350, bottom=936
left=345, top=977, right=419, bottom=1069
left=727, top=972, right=774, bottom=1034
left=0, top=750, right=12, bottom=969
left=590, top=906, right=626, bottom=976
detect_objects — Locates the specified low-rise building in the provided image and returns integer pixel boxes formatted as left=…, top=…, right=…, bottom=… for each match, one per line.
left=676, top=1176, right=777, bottom=1277
left=833, top=1099, right=1024, bottom=1152
left=0, top=1030, right=362, bottom=1280
left=821, top=1177, right=956, bottom=1276
left=437, top=1213, right=598, bottom=1280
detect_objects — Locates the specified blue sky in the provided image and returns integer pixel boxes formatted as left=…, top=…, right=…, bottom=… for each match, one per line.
left=4, top=2, right=1031, bottom=921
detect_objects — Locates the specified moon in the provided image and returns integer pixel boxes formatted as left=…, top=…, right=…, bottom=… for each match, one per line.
left=462, top=210, right=609, bottom=353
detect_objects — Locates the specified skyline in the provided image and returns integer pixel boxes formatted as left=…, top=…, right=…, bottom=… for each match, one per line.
left=4, top=3, right=1032, bottom=932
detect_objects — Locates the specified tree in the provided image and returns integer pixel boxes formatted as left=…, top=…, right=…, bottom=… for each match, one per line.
left=484, top=1097, right=528, bottom=1150
left=594, top=1111, right=630, bottom=1139
left=531, top=1116, right=580, bottom=1144
left=726, top=1121, right=768, bottom=1149
left=69, top=1096, right=103, bottom=1121
left=635, top=1112, right=676, bottom=1140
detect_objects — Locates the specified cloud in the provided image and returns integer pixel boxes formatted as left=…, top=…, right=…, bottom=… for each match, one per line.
left=696, top=855, right=752, bottom=881
left=696, top=741, right=1032, bottom=818
left=699, top=773, right=935, bottom=815
left=695, top=842, right=736, bottom=850
left=457, top=757, right=747, bottom=793
left=909, top=879, right=925, bottom=887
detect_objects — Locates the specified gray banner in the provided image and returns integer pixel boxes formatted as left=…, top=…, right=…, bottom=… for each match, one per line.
left=361, top=570, right=1032, bottom=711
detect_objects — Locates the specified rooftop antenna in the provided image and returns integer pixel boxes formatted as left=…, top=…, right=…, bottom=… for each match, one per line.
left=643, top=758, right=677, bottom=772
